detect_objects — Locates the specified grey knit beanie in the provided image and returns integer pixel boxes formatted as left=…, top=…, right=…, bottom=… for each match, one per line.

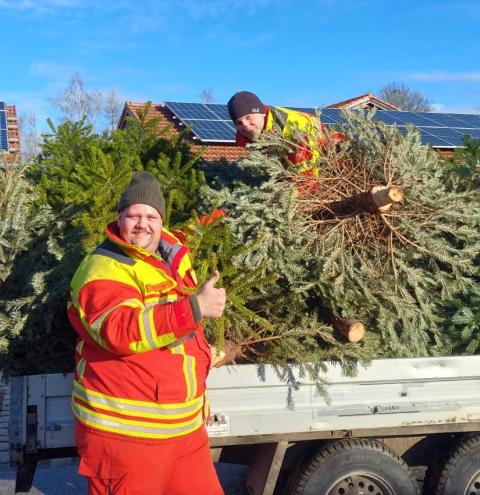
left=117, top=171, right=165, bottom=218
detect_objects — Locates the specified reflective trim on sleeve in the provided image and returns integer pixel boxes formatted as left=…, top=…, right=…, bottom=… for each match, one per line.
left=187, top=267, right=198, bottom=285
left=75, top=340, right=85, bottom=355
left=144, top=294, right=178, bottom=306
left=177, top=254, right=192, bottom=279
left=141, top=304, right=157, bottom=350
left=76, top=358, right=86, bottom=382
left=82, top=298, right=141, bottom=350
left=129, top=305, right=177, bottom=353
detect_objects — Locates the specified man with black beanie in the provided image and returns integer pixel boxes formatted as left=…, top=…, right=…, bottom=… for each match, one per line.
left=68, top=171, right=226, bottom=494
left=228, top=90, right=343, bottom=181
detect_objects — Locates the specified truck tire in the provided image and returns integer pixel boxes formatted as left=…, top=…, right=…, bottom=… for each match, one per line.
left=424, top=434, right=480, bottom=495
left=288, top=438, right=420, bottom=495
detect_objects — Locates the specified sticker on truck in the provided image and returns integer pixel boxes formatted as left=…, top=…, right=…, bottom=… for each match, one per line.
left=206, top=413, right=230, bottom=437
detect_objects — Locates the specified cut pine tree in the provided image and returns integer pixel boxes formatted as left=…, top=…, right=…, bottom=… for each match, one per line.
left=203, top=109, right=480, bottom=364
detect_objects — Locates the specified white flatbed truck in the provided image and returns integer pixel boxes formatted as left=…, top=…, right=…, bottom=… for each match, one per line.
left=9, top=355, right=480, bottom=494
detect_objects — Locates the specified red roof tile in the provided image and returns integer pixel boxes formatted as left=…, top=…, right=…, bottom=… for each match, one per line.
left=119, top=102, right=248, bottom=162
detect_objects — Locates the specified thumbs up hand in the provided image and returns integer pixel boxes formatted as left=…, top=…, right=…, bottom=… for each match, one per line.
left=196, top=270, right=226, bottom=319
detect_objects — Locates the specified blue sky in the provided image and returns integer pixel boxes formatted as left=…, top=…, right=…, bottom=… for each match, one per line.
left=0, top=0, right=479, bottom=131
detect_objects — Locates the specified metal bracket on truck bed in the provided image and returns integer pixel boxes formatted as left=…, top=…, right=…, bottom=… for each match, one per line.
left=246, top=442, right=289, bottom=495
left=9, top=377, right=39, bottom=493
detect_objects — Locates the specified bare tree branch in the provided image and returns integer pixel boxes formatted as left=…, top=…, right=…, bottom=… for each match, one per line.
left=378, top=82, right=432, bottom=112
left=199, top=88, right=215, bottom=104
left=51, top=72, right=103, bottom=125
left=18, top=113, right=38, bottom=161
left=102, top=89, right=123, bottom=132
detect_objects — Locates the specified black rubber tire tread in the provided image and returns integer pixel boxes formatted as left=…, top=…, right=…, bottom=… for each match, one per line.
left=424, top=433, right=480, bottom=495
left=288, top=438, right=420, bottom=495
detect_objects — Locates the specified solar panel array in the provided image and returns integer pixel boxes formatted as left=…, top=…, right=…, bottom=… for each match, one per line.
left=165, top=102, right=236, bottom=142
left=320, top=108, right=480, bottom=148
left=164, top=102, right=480, bottom=149
left=0, top=101, right=8, bottom=152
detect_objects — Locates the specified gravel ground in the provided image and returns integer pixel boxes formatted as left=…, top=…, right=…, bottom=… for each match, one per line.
left=0, top=459, right=249, bottom=495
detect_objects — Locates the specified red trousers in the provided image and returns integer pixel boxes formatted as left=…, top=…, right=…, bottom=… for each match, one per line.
left=76, top=422, right=224, bottom=495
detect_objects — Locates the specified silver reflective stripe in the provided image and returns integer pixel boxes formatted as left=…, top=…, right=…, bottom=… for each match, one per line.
left=271, top=107, right=288, bottom=128
left=76, top=359, right=86, bottom=381
left=75, top=340, right=84, bottom=354
left=159, top=240, right=182, bottom=265
left=155, top=297, right=177, bottom=306
left=90, top=312, right=109, bottom=345
left=90, top=299, right=140, bottom=346
left=145, top=296, right=178, bottom=307
left=73, top=402, right=203, bottom=436
left=141, top=306, right=157, bottom=350
left=73, top=381, right=202, bottom=417
left=185, top=354, right=196, bottom=400
left=167, top=331, right=195, bottom=349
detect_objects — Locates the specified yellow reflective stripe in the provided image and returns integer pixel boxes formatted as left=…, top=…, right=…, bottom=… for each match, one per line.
left=291, top=162, right=315, bottom=173
left=73, top=381, right=203, bottom=419
left=74, top=380, right=203, bottom=410
left=188, top=267, right=198, bottom=285
left=76, top=358, right=86, bottom=381
left=144, top=294, right=178, bottom=305
left=265, top=109, right=274, bottom=131
left=72, top=400, right=203, bottom=439
left=203, top=393, right=210, bottom=419
left=139, top=304, right=156, bottom=350
left=169, top=344, right=197, bottom=401
left=78, top=299, right=141, bottom=350
left=77, top=307, right=107, bottom=348
left=75, top=340, right=84, bottom=354
left=129, top=305, right=177, bottom=353
left=185, top=353, right=196, bottom=401
left=177, top=255, right=191, bottom=278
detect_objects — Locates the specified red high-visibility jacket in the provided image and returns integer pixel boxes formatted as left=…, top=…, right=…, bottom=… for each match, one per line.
left=236, top=105, right=344, bottom=178
left=68, top=223, right=211, bottom=441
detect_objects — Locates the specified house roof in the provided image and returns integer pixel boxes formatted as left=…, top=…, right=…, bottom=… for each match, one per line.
left=326, top=93, right=400, bottom=111
left=118, top=95, right=471, bottom=159
left=118, top=101, right=249, bottom=162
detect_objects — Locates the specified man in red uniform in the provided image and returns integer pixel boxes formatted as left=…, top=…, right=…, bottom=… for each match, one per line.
left=68, top=171, right=226, bottom=494
left=228, top=91, right=344, bottom=181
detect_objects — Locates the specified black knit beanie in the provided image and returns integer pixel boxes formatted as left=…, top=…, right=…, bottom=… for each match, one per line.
left=227, top=91, right=264, bottom=122
left=117, top=171, right=165, bottom=218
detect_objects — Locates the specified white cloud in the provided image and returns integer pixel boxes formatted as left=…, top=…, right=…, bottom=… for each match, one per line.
left=431, top=102, right=480, bottom=115
left=412, top=1, right=480, bottom=19
left=0, top=0, right=83, bottom=15
left=407, top=71, right=480, bottom=83
left=0, top=0, right=280, bottom=21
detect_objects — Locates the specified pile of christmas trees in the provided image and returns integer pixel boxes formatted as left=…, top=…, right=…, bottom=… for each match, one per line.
left=199, top=110, right=480, bottom=367
left=1, top=107, right=479, bottom=380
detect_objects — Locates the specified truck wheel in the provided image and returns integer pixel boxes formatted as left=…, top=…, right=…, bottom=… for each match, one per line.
left=424, top=434, right=480, bottom=495
left=288, top=438, right=419, bottom=495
